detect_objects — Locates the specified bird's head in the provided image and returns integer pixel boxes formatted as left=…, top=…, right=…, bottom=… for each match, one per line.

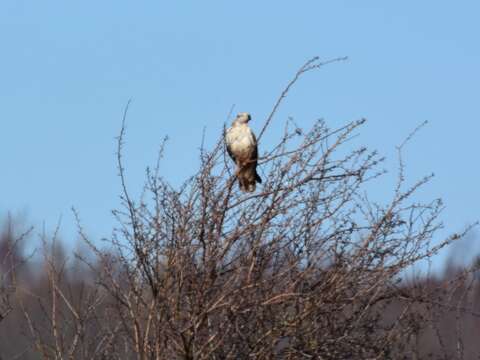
left=235, top=112, right=252, bottom=124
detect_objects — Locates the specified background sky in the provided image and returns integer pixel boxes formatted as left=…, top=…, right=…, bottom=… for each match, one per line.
left=0, top=1, right=478, bottom=267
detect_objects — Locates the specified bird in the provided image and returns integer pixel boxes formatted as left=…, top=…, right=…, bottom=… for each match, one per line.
left=225, top=112, right=262, bottom=192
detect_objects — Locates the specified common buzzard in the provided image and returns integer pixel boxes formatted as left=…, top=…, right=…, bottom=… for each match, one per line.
left=225, top=112, right=262, bottom=192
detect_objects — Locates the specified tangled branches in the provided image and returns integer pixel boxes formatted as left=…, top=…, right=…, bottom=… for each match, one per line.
left=14, top=58, right=477, bottom=359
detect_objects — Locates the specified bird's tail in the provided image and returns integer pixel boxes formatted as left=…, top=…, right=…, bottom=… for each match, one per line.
left=238, top=166, right=261, bottom=193
left=255, top=170, right=262, bottom=184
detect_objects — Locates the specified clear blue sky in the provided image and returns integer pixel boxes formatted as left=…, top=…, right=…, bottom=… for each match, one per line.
left=0, top=1, right=478, bottom=264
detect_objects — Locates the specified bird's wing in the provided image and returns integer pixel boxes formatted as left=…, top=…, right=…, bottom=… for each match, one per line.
left=225, top=127, right=236, bottom=162
left=249, top=128, right=262, bottom=184
left=249, top=128, right=259, bottom=163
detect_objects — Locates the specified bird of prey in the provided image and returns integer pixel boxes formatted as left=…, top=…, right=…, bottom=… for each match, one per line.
left=225, top=112, right=262, bottom=192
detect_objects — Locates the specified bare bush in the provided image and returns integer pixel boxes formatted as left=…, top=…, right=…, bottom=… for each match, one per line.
left=9, top=57, right=479, bottom=359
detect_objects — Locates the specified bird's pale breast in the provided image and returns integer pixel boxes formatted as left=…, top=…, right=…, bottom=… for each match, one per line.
left=227, top=126, right=255, bottom=159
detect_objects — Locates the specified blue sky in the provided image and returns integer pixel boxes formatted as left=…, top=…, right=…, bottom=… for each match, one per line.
left=0, top=1, right=478, bottom=263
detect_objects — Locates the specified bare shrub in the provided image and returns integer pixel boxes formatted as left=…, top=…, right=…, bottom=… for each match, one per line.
left=11, top=57, right=479, bottom=359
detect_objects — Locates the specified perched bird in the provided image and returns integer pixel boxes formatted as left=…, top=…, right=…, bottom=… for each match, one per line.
left=225, top=112, right=262, bottom=192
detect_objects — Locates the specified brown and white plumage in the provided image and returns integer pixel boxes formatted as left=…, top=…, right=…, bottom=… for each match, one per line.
left=225, top=112, right=262, bottom=192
